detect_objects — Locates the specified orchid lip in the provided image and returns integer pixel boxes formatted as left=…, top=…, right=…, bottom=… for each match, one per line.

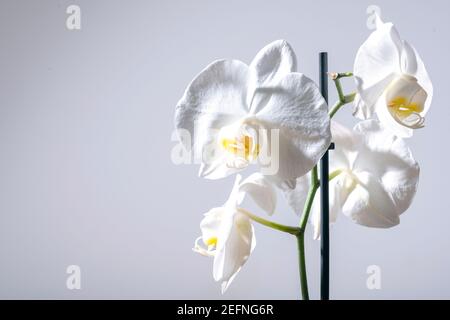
left=193, top=236, right=216, bottom=257
left=387, top=97, right=425, bottom=129
left=384, top=75, right=427, bottom=130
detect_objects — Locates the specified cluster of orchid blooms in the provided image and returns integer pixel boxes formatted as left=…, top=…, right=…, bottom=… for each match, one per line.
left=174, top=14, right=432, bottom=297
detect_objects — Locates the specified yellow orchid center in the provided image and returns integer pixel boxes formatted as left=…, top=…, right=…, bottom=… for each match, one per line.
left=384, top=76, right=427, bottom=129
left=388, top=97, right=422, bottom=118
left=206, top=237, right=217, bottom=247
left=221, top=135, right=260, bottom=161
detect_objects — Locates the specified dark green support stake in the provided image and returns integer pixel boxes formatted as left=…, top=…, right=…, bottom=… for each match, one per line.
left=319, top=52, right=330, bottom=300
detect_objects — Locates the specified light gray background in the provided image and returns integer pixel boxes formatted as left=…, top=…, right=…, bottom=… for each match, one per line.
left=0, top=0, right=448, bottom=299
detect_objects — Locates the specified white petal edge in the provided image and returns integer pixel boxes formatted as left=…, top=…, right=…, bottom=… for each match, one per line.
left=247, top=40, right=297, bottom=106
left=239, top=173, right=277, bottom=215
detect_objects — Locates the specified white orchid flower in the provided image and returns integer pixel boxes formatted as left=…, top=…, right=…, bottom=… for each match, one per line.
left=284, top=120, right=420, bottom=239
left=353, top=14, right=433, bottom=138
left=175, top=40, right=331, bottom=182
left=193, top=173, right=276, bottom=293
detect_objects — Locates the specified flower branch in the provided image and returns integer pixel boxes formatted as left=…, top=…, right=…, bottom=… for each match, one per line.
left=239, top=208, right=301, bottom=236
left=328, top=72, right=356, bottom=118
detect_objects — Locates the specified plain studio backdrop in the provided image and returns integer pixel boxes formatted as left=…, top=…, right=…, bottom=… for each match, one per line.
left=0, top=0, right=448, bottom=299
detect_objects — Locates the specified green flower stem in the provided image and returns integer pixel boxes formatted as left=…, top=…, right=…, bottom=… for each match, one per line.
left=328, top=71, right=356, bottom=118
left=296, top=165, right=320, bottom=300
left=328, top=92, right=356, bottom=118
left=329, top=169, right=343, bottom=181
left=296, top=233, right=308, bottom=300
left=299, top=166, right=319, bottom=231
left=239, top=208, right=301, bottom=236
left=333, top=75, right=346, bottom=102
left=332, top=72, right=353, bottom=79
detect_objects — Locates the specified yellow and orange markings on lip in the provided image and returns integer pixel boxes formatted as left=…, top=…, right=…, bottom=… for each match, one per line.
left=388, top=96, right=422, bottom=119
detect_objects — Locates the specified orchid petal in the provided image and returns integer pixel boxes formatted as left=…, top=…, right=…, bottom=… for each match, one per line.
left=311, top=178, right=341, bottom=240
left=400, top=41, right=433, bottom=115
left=353, top=16, right=402, bottom=118
left=213, top=213, right=255, bottom=293
left=239, top=173, right=277, bottom=215
left=342, top=172, right=400, bottom=228
left=309, top=120, right=419, bottom=234
left=194, top=174, right=257, bottom=293
left=247, top=40, right=297, bottom=105
left=352, top=120, right=420, bottom=217
left=330, top=121, right=361, bottom=169
left=281, top=174, right=309, bottom=216
left=252, top=73, right=331, bottom=181
left=281, top=123, right=356, bottom=218
left=352, top=93, right=372, bottom=120
left=199, top=207, right=227, bottom=246
left=175, top=59, right=250, bottom=178
left=250, top=40, right=297, bottom=84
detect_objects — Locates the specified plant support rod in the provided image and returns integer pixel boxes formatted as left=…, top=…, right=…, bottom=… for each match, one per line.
left=319, top=52, right=330, bottom=300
